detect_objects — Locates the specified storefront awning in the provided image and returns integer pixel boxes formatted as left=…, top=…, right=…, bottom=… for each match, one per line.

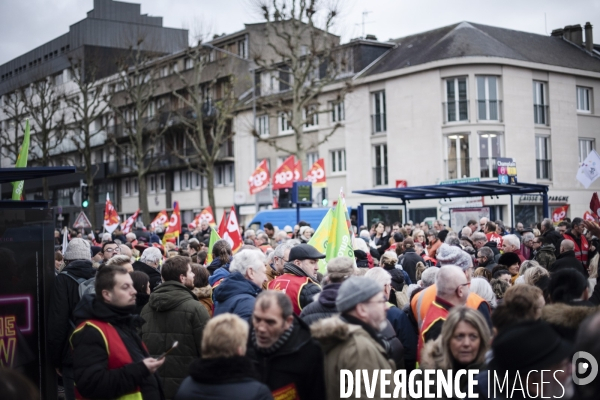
left=0, top=167, right=76, bottom=185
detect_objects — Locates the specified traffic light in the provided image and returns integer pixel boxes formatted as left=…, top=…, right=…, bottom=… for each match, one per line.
left=321, top=187, right=328, bottom=206
left=81, top=182, right=89, bottom=208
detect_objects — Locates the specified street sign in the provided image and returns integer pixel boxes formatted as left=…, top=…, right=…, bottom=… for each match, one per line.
left=395, top=180, right=407, bottom=188
left=497, top=157, right=517, bottom=185
left=73, top=211, right=92, bottom=229
left=439, top=177, right=480, bottom=185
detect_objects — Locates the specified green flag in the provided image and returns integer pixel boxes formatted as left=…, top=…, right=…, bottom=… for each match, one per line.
left=206, top=227, right=221, bottom=264
left=308, top=209, right=333, bottom=274
left=12, top=120, right=30, bottom=200
left=325, top=191, right=354, bottom=269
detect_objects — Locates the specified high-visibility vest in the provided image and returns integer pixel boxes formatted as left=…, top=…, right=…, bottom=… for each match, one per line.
left=417, top=300, right=449, bottom=361
left=563, top=233, right=589, bottom=268
left=268, top=273, right=316, bottom=315
left=410, top=284, right=487, bottom=328
left=70, top=320, right=144, bottom=400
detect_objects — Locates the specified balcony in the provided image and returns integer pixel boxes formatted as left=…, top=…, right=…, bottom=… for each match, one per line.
left=534, top=104, right=549, bottom=126
left=477, top=100, right=503, bottom=122
left=371, top=113, right=387, bottom=134
left=443, top=100, right=469, bottom=123
left=372, top=166, right=388, bottom=186
left=445, top=158, right=471, bottom=180
left=536, top=159, right=552, bottom=180
left=479, top=157, right=499, bottom=178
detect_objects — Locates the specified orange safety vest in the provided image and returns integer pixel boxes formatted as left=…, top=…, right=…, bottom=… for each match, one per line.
left=417, top=300, right=449, bottom=362
left=268, top=273, right=315, bottom=315
left=563, top=233, right=589, bottom=268
left=410, top=284, right=487, bottom=328
left=70, top=320, right=144, bottom=400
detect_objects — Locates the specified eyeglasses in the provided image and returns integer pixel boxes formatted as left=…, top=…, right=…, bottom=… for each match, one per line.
left=455, top=282, right=470, bottom=291
left=104, top=247, right=120, bottom=253
left=365, top=297, right=387, bottom=306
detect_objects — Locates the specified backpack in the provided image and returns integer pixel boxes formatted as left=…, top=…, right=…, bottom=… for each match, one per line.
left=394, top=285, right=410, bottom=309
left=60, top=271, right=96, bottom=300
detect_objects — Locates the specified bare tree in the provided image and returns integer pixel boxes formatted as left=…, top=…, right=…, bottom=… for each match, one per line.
left=65, top=57, right=112, bottom=229
left=251, top=0, right=350, bottom=173
left=0, top=90, right=28, bottom=165
left=110, top=43, right=168, bottom=225
left=22, top=76, right=66, bottom=199
left=170, top=45, right=244, bottom=214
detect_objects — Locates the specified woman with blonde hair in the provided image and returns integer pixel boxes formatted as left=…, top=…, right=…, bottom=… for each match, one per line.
left=420, top=307, right=491, bottom=396
left=412, top=229, right=426, bottom=247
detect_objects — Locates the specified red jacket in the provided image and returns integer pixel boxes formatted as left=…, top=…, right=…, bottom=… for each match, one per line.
left=563, top=232, right=589, bottom=268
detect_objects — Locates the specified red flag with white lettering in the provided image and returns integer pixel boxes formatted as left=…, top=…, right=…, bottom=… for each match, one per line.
left=584, top=211, right=597, bottom=222
left=306, top=159, right=327, bottom=187
left=293, top=160, right=302, bottom=182
left=272, top=156, right=296, bottom=190
left=122, top=209, right=140, bottom=234
left=552, top=205, right=569, bottom=224
left=223, top=206, right=243, bottom=253
left=249, top=159, right=270, bottom=195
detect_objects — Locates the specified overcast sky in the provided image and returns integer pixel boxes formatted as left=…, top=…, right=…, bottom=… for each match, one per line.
left=1, top=0, right=599, bottom=65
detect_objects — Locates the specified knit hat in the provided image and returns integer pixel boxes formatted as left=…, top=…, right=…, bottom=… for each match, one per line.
left=498, top=251, right=521, bottom=267
left=326, top=257, right=355, bottom=281
left=436, top=244, right=472, bottom=270
left=336, top=276, right=382, bottom=313
left=63, top=238, right=92, bottom=261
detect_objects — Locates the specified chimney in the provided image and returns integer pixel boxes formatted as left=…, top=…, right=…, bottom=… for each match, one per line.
left=585, top=22, right=594, bottom=52
left=551, top=28, right=564, bottom=37
left=567, top=24, right=583, bottom=46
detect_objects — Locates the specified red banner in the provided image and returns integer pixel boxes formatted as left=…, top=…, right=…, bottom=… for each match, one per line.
left=163, top=202, right=181, bottom=244
left=584, top=211, right=597, bottom=222
left=306, top=158, right=326, bottom=188
left=249, top=159, right=270, bottom=195
left=217, top=210, right=228, bottom=237
left=189, top=206, right=216, bottom=229
left=552, top=205, right=569, bottom=224
left=223, top=206, right=243, bottom=253
left=272, top=156, right=296, bottom=190
left=294, top=160, right=303, bottom=182
left=150, top=210, right=169, bottom=229
left=103, top=194, right=120, bottom=233
left=122, top=209, right=140, bottom=234
left=591, top=193, right=600, bottom=217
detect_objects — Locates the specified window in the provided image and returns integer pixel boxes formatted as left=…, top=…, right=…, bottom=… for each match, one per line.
left=477, top=76, right=499, bottom=121
left=330, top=149, right=346, bottom=173
left=159, top=65, right=169, bottom=78
left=158, top=173, right=166, bottom=193
left=181, top=170, right=191, bottom=190
left=331, top=101, right=345, bottom=122
left=533, top=81, right=548, bottom=125
left=54, top=72, right=64, bottom=86
left=445, top=77, right=468, bottom=122
left=304, top=106, right=318, bottom=129
left=149, top=175, right=156, bottom=194
left=373, top=145, right=388, bottom=186
left=579, top=138, right=595, bottom=163
left=535, top=136, right=552, bottom=180
left=371, top=91, right=386, bottom=133
left=226, top=164, right=235, bottom=185
left=192, top=172, right=201, bottom=189
left=238, top=39, right=247, bottom=59
left=185, top=58, right=194, bottom=70
left=577, top=87, right=591, bottom=113
left=123, top=178, right=130, bottom=197
left=132, top=178, right=139, bottom=195
left=257, top=115, right=269, bottom=137
left=148, top=101, right=155, bottom=118
left=446, top=135, right=470, bottom=179
left=172, top=63, right=179, bottom=74
left=479, top=133, right=503, bottom=178
left=215, top=166, right=224, bottom=186
left=122, top=144, right=131, bottom=166
left=307, top=152, right=319, bottom=168
left=279, top=113, right=293, bottom=135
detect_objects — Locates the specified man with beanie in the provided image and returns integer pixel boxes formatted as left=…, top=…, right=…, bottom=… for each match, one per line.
left=70, top=264, right=165, bottom=399
left=47, top=238, right=96, bottom=400
left=311, top=276, right=395, bottom=400
left=268, top=243, right=325, bottom=315
left=247, top=291, right=326, bottom=400
left=410, top=244, right=491, bottom=329
left=300, top=257, right=355, bottom=325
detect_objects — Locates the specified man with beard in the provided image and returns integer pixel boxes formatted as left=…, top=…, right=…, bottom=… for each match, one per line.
left=70, top=264, right=165, bottom=399
left=141, top=256, right=210, bottom=399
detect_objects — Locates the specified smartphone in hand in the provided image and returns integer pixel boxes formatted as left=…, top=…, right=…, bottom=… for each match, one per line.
left=156, top=341, right=178, bottom=360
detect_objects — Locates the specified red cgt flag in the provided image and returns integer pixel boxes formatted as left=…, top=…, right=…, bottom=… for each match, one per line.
left=584, top=211, right=597, bottom=222
left=306, top=158, right=327, bottom=187
left=217, top=209, right=228, bottom=237
left=163, top=202, right=181, bottom=244
left=223, top=206, right=243, bottom=253
left=293, top=160, right=303, bottom=182
left=249, top=159, right=270, bottom=195
left=272, top=156, right=296, bottom=190
left=122, top=209, right=140, bottom=234
left=189, top=206, right=216, bottom=229
left=552, top=205, right=569, bottom=224
left=151, top=210, right=169, bottom=229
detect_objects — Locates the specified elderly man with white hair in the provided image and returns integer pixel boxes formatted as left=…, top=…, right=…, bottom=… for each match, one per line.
left=213, top=249, right=267, bottom=321
left=133, top=247, right=163, bottom=292
left=125, top=232, right=137, bottom=245
left=501, top=234, right=526, bottom=263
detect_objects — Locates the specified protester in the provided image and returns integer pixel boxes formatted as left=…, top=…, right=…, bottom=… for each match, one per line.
left=133, top=247, right=163, bottom=292
left=47, top=238, right=97, bottom=400
left=470, top=277, right=497, bottom=309
left=501, top=234, right=525, bottom=263
left=247, top=291, right=325, bottom=400
left=562, top=217, right=589, bottom=269
left=311, top=277, right=395, bottom=399
left=473, top=267, right=492, bottom=282
left=208, top=240, right=233, bottom=286
left=497, top=252, right=521, bottom=285
left=191, top=264, right=213, bottom=316
left=271, top=240, right=299, bottom=277
left=141, top=256, right=210, bottom=398
left=268, top=244, right=324, bottom=315
left=490, top=277, right=510, bottom=306
left=549, top=240, right=587, bottom=277
left=214, top=250, right=267, bottom=321
left=420, top=267, right=439, bottom=288
left=174, top=313, right=272, bottom=400
left=101, top=241, right=120, bottom=262
left=541, top=218, right=564, bottom=257
left=71, top=264, right=164, bottom=399
left=476, top=246, right=497, bottom=271
left=484, top=221, right=503, bottom=247
left=106, top=254, right=134, bottom=272
left=130, top=270, right=151, bottom=315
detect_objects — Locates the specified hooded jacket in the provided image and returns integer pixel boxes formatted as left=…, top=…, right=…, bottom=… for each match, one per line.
left=246, top=316, right=326, bottom=400
left=534, top=243, right=556, bottom=269
left=192, top=285, right=213, bottom=317
left=541, top=302, right=598, bottom=343
left=207, top=257, right=229, bottom=275
left=484, top=241, right=502, bottom=263
left=174, top=356, right=272, bottom=400
left=213, top=272, right=262, bottom=321
left=47, top=259, right=96, bottom=368
left=398, top=247, right=424, bottom=283
left=141, top=281, right=210, bottom=399
left=299, top=283, right=341, bottom=326
left=548, top=250, right=587, bottom=277
left=133, top=260, right=163, bottom=292
left=208, top=262, right=231, bottom=286
left=71, top=294, right=164, bottom=400
left=543, top=229, right=564, bottom=257
left=311, top=316, right=395, bottom=400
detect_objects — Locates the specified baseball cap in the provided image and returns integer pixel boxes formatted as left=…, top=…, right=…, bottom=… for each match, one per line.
left=288, top=244, right=326, bottom=261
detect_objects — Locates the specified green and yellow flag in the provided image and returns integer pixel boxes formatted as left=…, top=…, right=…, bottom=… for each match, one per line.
left=308, top=209, right=333, bottom=274
left=12, top=120, right=30, bottom=200
left=325, top=190, right=354, bottom=265
left=205, top=227, right=221, bottom=264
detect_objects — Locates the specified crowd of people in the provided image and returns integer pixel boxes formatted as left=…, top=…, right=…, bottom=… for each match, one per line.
left=37, top=215, right=600, bottom=399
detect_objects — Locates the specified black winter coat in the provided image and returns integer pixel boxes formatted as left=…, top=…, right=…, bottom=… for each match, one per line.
left=397, top=248, right=424, bottom=283
left=247, top=316, right=326, bottom=400
left=299, top=283, right=340, bottom=326
left=132, top=260, right=162, bottom=292
left=543, top=229, right=564, bottom=257
left=174, top=356, right=272, bottom=400
left=282, top=262, right=321, bottom=310
left=47, top=259, right=96, bottom=368
left=548, top=250, right=587, bottom=277
left=71, top=294, right=164, bottom=400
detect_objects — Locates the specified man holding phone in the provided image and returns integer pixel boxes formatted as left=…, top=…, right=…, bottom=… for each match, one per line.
left=70, top=264, right=165, bottom=399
